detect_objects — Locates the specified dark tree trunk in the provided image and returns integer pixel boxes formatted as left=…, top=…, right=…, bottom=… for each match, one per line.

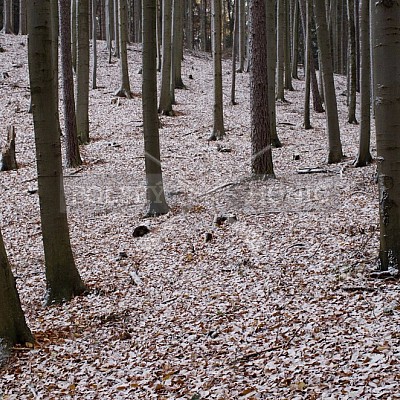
left=142, top=0, right=170, bottom=216
left=28, top=0, right=87, bottom=305
left=249, top=0, right=274, bottom=177
left=313, top=0, right=343, bottom=164
left=59, top=0, right=82, bottom=168
left=0, top=226, right=33, bottom=354
left=354, top=0, right=371, bottom=167
left=373, top=1, right=400, bottom=271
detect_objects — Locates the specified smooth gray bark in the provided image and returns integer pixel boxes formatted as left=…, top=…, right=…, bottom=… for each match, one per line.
left=373, top=1, right=400, bottom=271
left=142, top=0, right=170, bottom=216
left=28, top=0, right=86, bottom=305
left=313, top=0, right=343, bottom=163
left=354, top=0, right=371, bottom=167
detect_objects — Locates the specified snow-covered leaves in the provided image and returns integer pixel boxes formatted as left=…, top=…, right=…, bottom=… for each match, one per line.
left=0, top=33, right=399, bottom=398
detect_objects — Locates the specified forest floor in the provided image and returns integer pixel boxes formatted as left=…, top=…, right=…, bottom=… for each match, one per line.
left=0, top=33, right=399, bottom=399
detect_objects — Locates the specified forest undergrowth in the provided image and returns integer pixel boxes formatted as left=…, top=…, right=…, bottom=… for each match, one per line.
left=0, top=33, right=399, bottom=399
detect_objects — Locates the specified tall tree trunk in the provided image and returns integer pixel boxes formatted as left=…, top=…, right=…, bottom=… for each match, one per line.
left=172, top=0, right=185, bottom=89
left=156, top=0, right=161, bottom=71
left=142, top=0, right=169, bottom=216
left=266, top=0, right=282, bottom=147
left=100, top=0, right=106, bottom=40
left=76, top=0, right=90, bottom=144
left=299, top=0, right=324, bottom=113
left=2, top=0, right=13, bottom=33
left=59, top=0, right=82, bottom=168
left=291, top=0, right=299, bottom=79
left=276, top=0, right=286, bottom=101
left=92, top=0, right=98, bottom=89
left=71, top=0, right=77, bottom=71
left=230, top=0, right=238, bottom=105
left=373, top=1, right=400, bottom=271
left=249, top=0, right=274, bottom=177
left=134, top=0, right=142, bottom=42
left=284, top=0, right=293, bottom=90
left=303, top=0, right=311, bottom=129
left=354, top=0, right=371, bottom=167
left=347, top=0, right=358, bottom=124
left=354, top=0, right=360, bottom=92
left=113, top=0, right=120, bottom=56
left=237, top=0, right=246, bottom=71
left=369, top=0, right=375, bottom=117
left=28, top=0, right=87, bottom=305
left=186, top=0, right=193, bottom=49
left=0, top=226, right=33, bottom=353
left=313, top=0, right=343, bottom=164
left=115, top=0, right=133, bottom=97
left=209, top=0, right=225, bottom=140
left=158, top=0, right=173, bottom=115
left=200, top=0, right=207, bottom=51
left=105, top=0, right=112, bottom=50
left=19, top=0, right=27, bottom=34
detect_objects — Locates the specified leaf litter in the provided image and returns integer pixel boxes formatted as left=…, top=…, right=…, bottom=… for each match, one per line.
left=0, top=33, right=399, bottom=399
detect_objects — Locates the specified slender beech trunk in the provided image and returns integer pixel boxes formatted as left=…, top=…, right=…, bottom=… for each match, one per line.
left=142, top=0, right=169, bottom=216
left=51, top=1, right=62, bottom=137
left=71, top=0, right=77, bottom=71
left=76, top=0, right=90, bottom=144
left=237, top=0, right=246, bottom=71
left=230, top=0, right=238, bottom=105
left=284, top=0, right=293, bottom=90
left=186, top=0, right=193, bottom=49
left=158, top=0, right=173, bottom=115
left=2, top=0, right=13, bottom=33
left=92, top=0, right=98, bottom=89
left=347, top=0, right=358, bottom=124
left=28, top=0, right=87, bottom=305
left=113, top=0, right=120, bottom=57
left=173, top=0, right=185, bottom=89
left=291, top=0, right=299, bottom=79
left=266, top=0, right=282, bottom=147
left=299, top=0, right=324, bottom=113
left=115, top=0, right=133, bottom=97
left=19, top=0, right=27, bottom=34
left=373, top=1, right=400, bottom=271
left=303, top=0, right=311, bottom=129
left=354, top=0, right=371, bottom=166
left=200, top=0, right=207, bottom=50
left=313, top=0, right=343, bottom=163
left=59, top=0, right=82, bottom=167
left=209, top=0, right=225, bottom=140
left=156, top=0, right=161, bottom=71
left=276, top=0, right=286, bottom=101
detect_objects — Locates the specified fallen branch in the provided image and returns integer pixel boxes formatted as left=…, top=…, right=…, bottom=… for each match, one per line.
left=297, top=167, right=328, bottom=174
left=341, top=286, right=377, bottom=293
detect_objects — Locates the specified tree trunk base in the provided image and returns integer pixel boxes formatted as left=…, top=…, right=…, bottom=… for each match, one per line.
left=44, top=280, right=87, bottom=306
left=353, top=153, right=373, bottom=167
left=115, top=88, right=133, bottom=99
left=271, top=136, right=282, bottom=148
left=328, top=151, right=344, bottom=164
left=1, top=125, right=18, bottom=171
left=145, top=203, right=170, bottom=217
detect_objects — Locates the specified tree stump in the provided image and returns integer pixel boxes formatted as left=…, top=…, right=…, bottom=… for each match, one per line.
left=1, top=126, right=18, bottom=171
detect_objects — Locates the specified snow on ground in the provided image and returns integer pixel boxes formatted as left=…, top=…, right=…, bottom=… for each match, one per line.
left=0, top=33, right=399, bottom=399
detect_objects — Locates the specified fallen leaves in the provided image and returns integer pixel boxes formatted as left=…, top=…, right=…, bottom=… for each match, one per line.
left=0, top=31, right=399, bottom=399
